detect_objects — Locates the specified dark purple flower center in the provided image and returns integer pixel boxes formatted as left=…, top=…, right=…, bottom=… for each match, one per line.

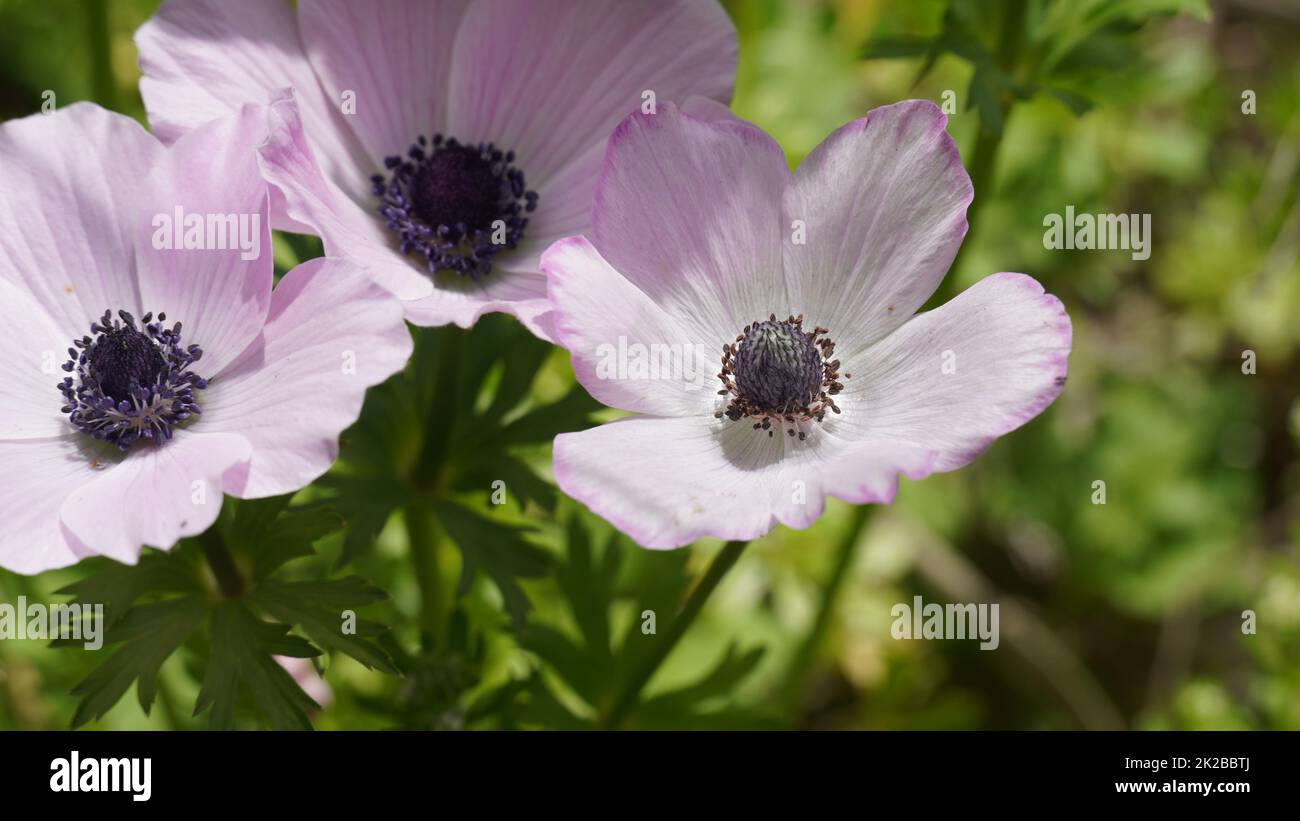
left=372, top=134, right=538, bottom=281
left=59, top=309, right=207, bottom=451
left=716, top=314, right=848, bottom=441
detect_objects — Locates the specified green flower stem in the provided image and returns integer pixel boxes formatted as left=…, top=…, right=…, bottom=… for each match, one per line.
left=405, top=501, right=446, bottom=651
left=85, top=0, right=116, bottom=111
left=600, top=540, right=750, bottom=729
left=779, top=503, right=872, bottom=711
left=406, top=328, right=465, bottom=651
left=938, top=0, right=1026, bottom=303
left=411, top=328, right=464, bottom=490
left=197, top=528, right=244, bottom=599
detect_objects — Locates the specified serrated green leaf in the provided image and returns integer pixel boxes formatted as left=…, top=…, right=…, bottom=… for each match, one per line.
left=194, top=600, right=320, bottom=730
left=55, top=552, right=200, bottom=630
left=69, top=596, right=206, bottom=728
left=248, top=577, right=398, bottom=674
left=496, top=384, right=602, bottom=446
left=435, top=501, right=549, bottom=626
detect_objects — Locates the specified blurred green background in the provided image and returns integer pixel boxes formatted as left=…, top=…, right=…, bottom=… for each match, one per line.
left=1, top=0, right=1298, bottom=730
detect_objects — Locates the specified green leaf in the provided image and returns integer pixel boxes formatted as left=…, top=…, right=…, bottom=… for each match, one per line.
left=495, top=384, right=603, bottom=447
left=55, top=552, right=200, bottom=630
left=194, top=600, right=321, bottom=730
left=435, top=501, right=550, bottom=626
left=69, top=596, right=207, bottom=728
left=227, top=495, right=345, bottom=579
left=248, top=577, right=399, bottom=674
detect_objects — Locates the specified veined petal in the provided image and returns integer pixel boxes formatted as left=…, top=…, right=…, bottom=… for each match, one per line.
left=446, top=0, right=736, bottom=187
left=0, top=436, right=101, bottom=573
left=542, top=236, right=714, bottom=417
left=136, top=0, right=372, bottom=208
left=0, top=104, right=161, bottom=338
left=204, top=257, right=412, bottom=498
left=591, top=103, right=790, bottom=345
left=782, top=100, right=972, bottom=354
left=298, top=0, right=471, bottom=164
left=59, top=429, right=251, bottom=565
left=554, top=416, right=936, bottom=549
left=834, top=272, right=1072, bottom=471
left=134, top=105, right=273, bottom=376
left=258, top=90, right=434, bottom=302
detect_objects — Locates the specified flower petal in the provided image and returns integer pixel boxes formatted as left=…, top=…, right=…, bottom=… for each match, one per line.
left=297, top=0, right=471, bottom=163
left=60, top=429, right=251, bottom=565
left=401, top=267, right=554, bottom=339
left=834, top=272, right=1072, bottom=471
left=542, top=236, right=713, bottom=416
left=0, top=436, right=101, bottom=573
left=203, top=257, right=412, bottom=498
left=554, top=416, right=936, bottom=549
left=258, top=90, right=435, bottom=302
left=445, top=0, right=736, bottom=186
left=782, top=100, right=973, bottom=352
left=134, top=105, right=273, bottom=376
left=591, top=103, right=790, bottom=344
left=136, top=0, right=372, bottom=210
left=0, top=104, right=161, bottom=338
left=0, top=277, right=76, bottom=439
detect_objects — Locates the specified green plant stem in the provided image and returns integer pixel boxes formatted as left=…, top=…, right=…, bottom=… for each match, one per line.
left=411, top=329, right=464, bottom=490
left=197, top=528, right=244, bottom=599
left=779, top=504, right=872, bottom=711
left=85, top=0, right=116, bottom=111
left=939, top=0, right=1027, bottom=302
left=405, top=502, right=445, bottom=651
left=600, top=540, right=750, bottom=729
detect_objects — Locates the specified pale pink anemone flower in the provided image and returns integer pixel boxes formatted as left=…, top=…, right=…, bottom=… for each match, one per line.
left=135, top=0, right=737, bottom=340
left=0, top=104, right=412, bottom=574
left=541, top=100, right=1073, bottom=549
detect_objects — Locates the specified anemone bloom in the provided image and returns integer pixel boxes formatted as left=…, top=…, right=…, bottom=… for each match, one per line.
left=542, top=100, right=1072, bottom=549
left=0, top=104, right=411, bottom=573
left=135, top=0, right=737, bottom=339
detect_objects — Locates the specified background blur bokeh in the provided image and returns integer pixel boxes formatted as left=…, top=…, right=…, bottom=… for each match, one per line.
left=1, top=0, right=1298, bottom=730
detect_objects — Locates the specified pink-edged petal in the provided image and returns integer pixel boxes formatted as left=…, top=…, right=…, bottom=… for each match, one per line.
left=258, top=90, right=434, bottom=303
left=60, top=430, right=251, bottom=565
left=133, top=105, right=273, bottom=375
left=0, top=104, right=161, bottom=338
left=136, top=0, right=372, bottom=211
left=401, top=266, right=554, bottom=339
left=782, top=100, right=973, bottom=351
left=445, top=0, right=736, bottom=187
left=835, top=272, right=1072, bottom=472
left=0, top=437, right=101, bottom=573
left=0, top=278, right=75, bottom=439
left=202, top=257, right=412, bottom=498
left=492, top=94, right=735, bottom=277
left=592, top=103, right=790, bottom=343
left=554, top=417, right=937, bottom=549
left=542, top=236, right=712, bottom=416
left=297, top=0, right=471, bottom=163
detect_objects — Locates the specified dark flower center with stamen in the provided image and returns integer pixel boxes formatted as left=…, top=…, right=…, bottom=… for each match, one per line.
left=372, top=134, right=538, bottom=281
left=88, top=324, right=167, bottom=403
left=716, top=314, right=849, bottom=441
left=58, top=309, right=207, bottom=451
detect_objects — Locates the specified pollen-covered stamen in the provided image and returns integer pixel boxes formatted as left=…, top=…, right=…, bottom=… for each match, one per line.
left=58, top=309, right=207, bottom=451
left=715, top=314, right=849, bottom=441
left=371, top=134, right=538, bottom=281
